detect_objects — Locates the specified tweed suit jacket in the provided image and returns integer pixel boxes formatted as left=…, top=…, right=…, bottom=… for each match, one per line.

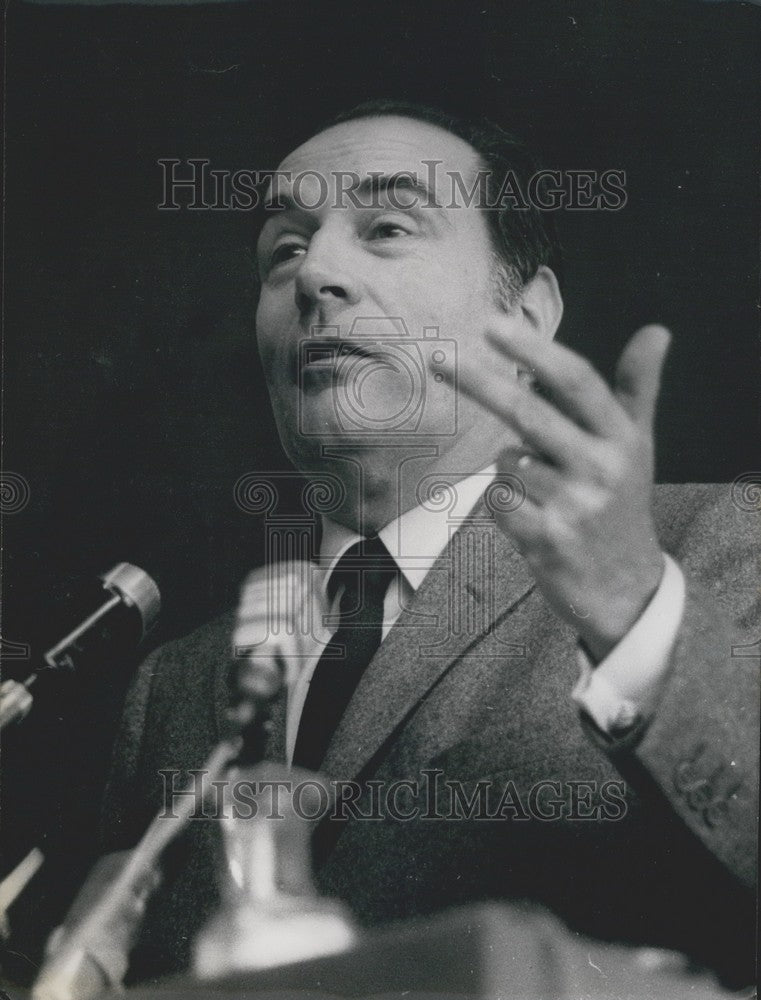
left=98, top=483, right=758, bottom=987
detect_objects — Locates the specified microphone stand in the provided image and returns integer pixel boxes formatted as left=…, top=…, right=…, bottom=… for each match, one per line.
left=33, top=622, right=356, bottom=998
left=0, top=848, right=45, bottom=948
left=1, top=563, right=160, bottom=732
left=31, top=736, right=242, bottom=1000
left=2, top=562, right=162, bottom=996
left=34, top=649, right=245, bottom=1000
left=192, top=661, right=358, bottom=979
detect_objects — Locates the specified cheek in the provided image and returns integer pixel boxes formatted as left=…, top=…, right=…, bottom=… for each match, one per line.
left=395, top=250, right=493, bottom=319
left=376, top=266, right=466, bottom=333
left=255, top=296, right=287, bottom=369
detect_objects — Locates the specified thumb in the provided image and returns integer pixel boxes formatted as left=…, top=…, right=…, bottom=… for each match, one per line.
left=614, top=324, right=671, bottom=430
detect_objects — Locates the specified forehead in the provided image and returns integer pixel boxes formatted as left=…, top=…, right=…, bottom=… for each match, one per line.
left=277, top=115, right=482, bottom=193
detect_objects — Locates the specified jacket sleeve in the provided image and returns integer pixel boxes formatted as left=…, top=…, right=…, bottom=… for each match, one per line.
left=588, top=484, right=759, bottom=890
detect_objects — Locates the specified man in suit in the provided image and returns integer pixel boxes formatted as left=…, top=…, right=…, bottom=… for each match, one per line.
left=41, top=101, right=759, bottom=989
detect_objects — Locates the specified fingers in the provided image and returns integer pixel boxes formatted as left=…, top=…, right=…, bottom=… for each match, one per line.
left=484, top=325, right=630, bottom=438
left=497, top=447, right=562, bottom=505
left=442, top=359, right=592, bottom=470
left=484, top=463, right=547, bottom=547
left=614, top=324, right=671, bottom=430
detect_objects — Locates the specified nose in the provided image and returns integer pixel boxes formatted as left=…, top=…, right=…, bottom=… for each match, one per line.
left=294, top=238, right=361, bottom=317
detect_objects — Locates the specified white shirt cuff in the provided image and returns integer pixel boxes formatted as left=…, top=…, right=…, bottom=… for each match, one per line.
left=571, top=554, right=686, bottom=735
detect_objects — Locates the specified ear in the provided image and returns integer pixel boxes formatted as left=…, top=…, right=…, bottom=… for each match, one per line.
left=518, top=265, right=563, bottom=342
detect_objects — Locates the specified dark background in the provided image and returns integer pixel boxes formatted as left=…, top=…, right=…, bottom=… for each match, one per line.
left=1, top=0, right=759, bottom=979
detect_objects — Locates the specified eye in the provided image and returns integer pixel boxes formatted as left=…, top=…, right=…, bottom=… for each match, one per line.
left=369, top=221, right=412, bottom=239
left=270, top=240, right=308, bottom=267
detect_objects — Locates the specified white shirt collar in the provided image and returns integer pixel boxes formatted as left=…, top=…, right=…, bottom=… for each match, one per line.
left=319, top=464, right=497, bottom=594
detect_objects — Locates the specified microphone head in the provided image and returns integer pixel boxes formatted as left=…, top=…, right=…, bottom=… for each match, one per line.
left=233, top=560, right=328, bottom=699
left=101, top=563, right=161, bottom=636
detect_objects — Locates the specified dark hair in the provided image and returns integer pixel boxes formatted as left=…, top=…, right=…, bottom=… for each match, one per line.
left=329, top=98, right=563, bottom=294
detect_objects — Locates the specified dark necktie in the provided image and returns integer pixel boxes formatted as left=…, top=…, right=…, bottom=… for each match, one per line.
left=293, top=535, right=397, bottom=771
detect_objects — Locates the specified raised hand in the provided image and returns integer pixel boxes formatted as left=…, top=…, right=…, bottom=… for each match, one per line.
left=447, top=321, right=671, bottom=660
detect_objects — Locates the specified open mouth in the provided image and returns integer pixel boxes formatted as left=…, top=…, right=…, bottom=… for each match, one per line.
left=297, top=340, right=376, bottom=382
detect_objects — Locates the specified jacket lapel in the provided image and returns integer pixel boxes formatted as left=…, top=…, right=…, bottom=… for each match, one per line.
left=321, top=499, right=535, bottom=781
left=214, top=500, right=536, bottom=776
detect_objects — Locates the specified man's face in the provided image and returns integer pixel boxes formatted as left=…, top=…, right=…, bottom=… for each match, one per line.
left=255, top=115, right=511, bottom=495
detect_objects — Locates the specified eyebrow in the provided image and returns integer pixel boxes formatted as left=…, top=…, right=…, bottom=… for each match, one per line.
left=358, top=173, right=443, bottom=209
left=263, top=171, right=444, bottom=213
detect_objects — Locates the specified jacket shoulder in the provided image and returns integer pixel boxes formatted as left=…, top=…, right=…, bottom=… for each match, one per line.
left=152, top=609, right=237, bottom=673
left=135, top=609, right=237, bottom=731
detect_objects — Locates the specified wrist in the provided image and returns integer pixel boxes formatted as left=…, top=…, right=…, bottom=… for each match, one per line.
left=577, top=555, right=665, bottom=662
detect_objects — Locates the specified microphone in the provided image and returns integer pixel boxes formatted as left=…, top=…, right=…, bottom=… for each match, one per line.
left=31, top=562, right=328, bottom=998
left=194, top=560, right=357, bottom=979
left=0, top=563, right=160, bottom=729
left=229, top=560, right=327, bottom=733
left=43, top=562, right=160, bottom=671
